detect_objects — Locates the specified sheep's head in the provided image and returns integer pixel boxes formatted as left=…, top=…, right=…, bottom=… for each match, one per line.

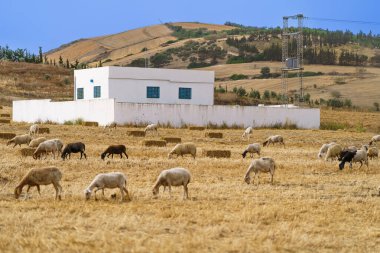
left=84, top=189, right=92, bottom=200
left=6, top=140, right=11, bottom=146
left=100, top=153, right=106, bottom=160
left=167, top=153, right=173, bottom=159
left=32, top=153, right=39, bottom=160
left=244, top=176, right=251, bottom=184
left=152, top=187, right=159, bottom=197
left=339, top=162, right=345, bottom=170
left=14, top=187, right=21, bottom=199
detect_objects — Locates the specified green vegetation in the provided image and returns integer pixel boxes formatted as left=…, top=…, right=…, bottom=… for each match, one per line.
left=230, top=74, right=248, bottom=80
left=127, top=58, right=146, bottom=67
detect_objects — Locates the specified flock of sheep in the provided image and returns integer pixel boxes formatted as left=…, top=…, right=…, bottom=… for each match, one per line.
left=6, top=124, right=380, bottom=201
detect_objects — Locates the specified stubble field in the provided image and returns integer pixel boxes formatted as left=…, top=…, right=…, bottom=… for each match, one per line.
left=0, top=120, right=379, bottom=252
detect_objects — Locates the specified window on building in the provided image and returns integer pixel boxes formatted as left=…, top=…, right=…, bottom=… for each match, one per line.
left=147, top=86, right=160, bottom=98
left=94, top=86, right=101, bottom=98
left=77, top=88, right=84, bottom=99
left=179, top=87, right=192, bottom=99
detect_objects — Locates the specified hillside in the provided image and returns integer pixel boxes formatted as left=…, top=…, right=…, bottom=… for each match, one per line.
left=2, top=22, right=380, bottom=109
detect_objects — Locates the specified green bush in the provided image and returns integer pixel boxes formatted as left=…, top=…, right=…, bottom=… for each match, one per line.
left=230, top=74, right=248, bottom=80
left=320, top=121, right=348, bottom=130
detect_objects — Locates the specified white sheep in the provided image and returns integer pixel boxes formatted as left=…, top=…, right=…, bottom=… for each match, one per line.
left=33, top=140, right=59, bottom=160
left=29, top=124, right=39, bottom=136
left=152, top=167, right=191, bottom=199
left=168, top=143, right=196, bottom=159
left=369, top=135, right=380, bottom=145
left=29, top=137, right=47, bottom=148
left=14, top=167, right=63, bottom=200
left=367, top=146, right=378, bottom=160
left=242, top=126, right=253, bottom=140
left=244, top=157, right=276, bottom=185
left=242, top=143, right=261, bottom=158
left=352, top=145, right=369, bottom=168
left=51, top=139, right=64, bottom=155
left=317, top=142, right=336, bottom=158
left=263, top=135, right=285, bottom=147
left=325, top=144, right=343, bottom=161
left=144, top=123, right=158, bottom=136
left=6, top=134, right=32, bottom=148
left=84, top=172, right=129, bottom=201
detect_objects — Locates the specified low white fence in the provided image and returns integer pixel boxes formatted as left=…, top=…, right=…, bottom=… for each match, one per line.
left=13, top=99, right=320, bottom=129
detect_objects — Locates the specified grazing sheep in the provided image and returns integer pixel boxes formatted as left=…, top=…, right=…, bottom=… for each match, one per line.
left=242, top=126, right=253, bottom=140
left=369, top=135, right=380, bottom=145
left=263, top=135, right=285, bottom=147
left=339, top=145, right=369, bottom=169
left=325, top=144, right=343, bottom=161
left=6, top=134, right=32, bottom=148
left=51, top=139, right=64, bottom=155
left=338, top=150, right=357, bottom=170
left=104, top=122, right=117, bottom=131
left=242, top=143, right=261, bottom=158
left=14, top=167, right=62, bottom=200
left=29, top=124, right=39, bottom=136
left=367, top=146, right=378, bottom=160
left=244, top=157, right=276, bottom=185
left=168, top=143, right=196, bottom=159
left=61, top=142, right=87, bottom=160
left=101, top=145, right=128, bottom=160
left=29, top=137, right=47, bottom=148
left=144, top=123, right=158, bottom=135
left=33, top=140, right=59, bottom=160
left=152, top=167, right=191, bottom=199
left=317, top=142, right=336, bottom=158
left=84, top=172, right=129, bottom=201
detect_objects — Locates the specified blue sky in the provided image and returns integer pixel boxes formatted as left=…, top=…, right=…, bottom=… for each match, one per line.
left=1, top=0, right=379, bottom=53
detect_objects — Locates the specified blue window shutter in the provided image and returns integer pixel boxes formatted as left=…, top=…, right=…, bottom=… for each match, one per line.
left=147, top=86, right=160, bottom=98
left=77, top=88, right=84, bottom=99
left=179, top=88, right=192, bottom=99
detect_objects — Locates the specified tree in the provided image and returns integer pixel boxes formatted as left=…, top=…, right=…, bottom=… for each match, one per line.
left=38, top=46, right=43, bottom=63
left=66, top=59, right=70, bottom=69
left=263, top=90, right=270, bottom=100
left=260, top=67, right=270, bottom=78
left=58, top=56, right=63, bottom=66
left=150, top=53, right=172, bottom=68
left=127, top=58, right=146, bottom=67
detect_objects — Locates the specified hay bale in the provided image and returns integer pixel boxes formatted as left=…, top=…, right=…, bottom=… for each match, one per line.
left=189, top=126, right=205, bottom=131
left=205, top=132, right=223, bottom=138
left=0, top=132, right=16, bottom=139
left=39, top=127, right=50, bottom=134
left=0, top=113, right=10, bottom=117
left=0, top=119, right=10, bottom=124
left=203, top=150, right=231, bottom=158
left=127, top=130, right=146, bottom=137
left=0, top=105, right=3, bottom=109
left=20, top=148, right=36, bottom=157
left=144, top=140, right=167, bottom=147
left=162, top=137, right=181, bottom=143
left=82, top=121, right=99, bottom=127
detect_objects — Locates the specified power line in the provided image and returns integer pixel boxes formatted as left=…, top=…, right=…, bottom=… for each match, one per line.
left=306, top=17, right=380, bottom=26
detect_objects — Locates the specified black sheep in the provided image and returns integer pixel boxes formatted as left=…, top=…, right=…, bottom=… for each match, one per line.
left=61, top=142, right=87, bottom=160
left=101, top=145, right=128, bottom=160
left=338, top=150, right=357, bottom=170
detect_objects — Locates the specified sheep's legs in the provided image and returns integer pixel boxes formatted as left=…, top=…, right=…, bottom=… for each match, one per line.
left=183, top=185, right=188, bottom=200
left=168, top=185, right=172, bottom=198
left=53, top=183, right=62, bottom=200
left=119, top=187, right=125, bottom=201
left=270, top=173, right=274, bottom=184
left=123, top=187, right=130, bottom=201
left=123, top=151, right=128, bottom=159
left=94, top=187, right=105, bottom=200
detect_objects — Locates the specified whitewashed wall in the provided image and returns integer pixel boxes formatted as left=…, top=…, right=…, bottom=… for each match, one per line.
left=13, top=99, right=115, bottom=125
left=13, top=99, right=320, bottom=129
left=114, top=103, right=320, bottom=129
left=74, top=68, right=109, bottom=100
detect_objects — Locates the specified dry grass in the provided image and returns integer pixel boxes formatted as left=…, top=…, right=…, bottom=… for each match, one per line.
left=0, top=132, right=16, bottom=139
left=203, top=149, right=231, bottom=158
left=0, top=115, right=380, bottom=252
left=1, top=113, right=11, bottom=117
left=189, top=126, right=205, bottom=131
left=0, top=119, right=10, bottom=124
left=82, top=121, right=99, bottom=127
left=127, top=130, right=146, bottom=137
left=38, top=127, right=50, bottom=134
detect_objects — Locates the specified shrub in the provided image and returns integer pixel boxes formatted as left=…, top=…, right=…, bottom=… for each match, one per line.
left=128, top=58, right=146, bottom=67
left=230, top=74, right=248, bottom=80
left=334, top=78, right=346, bottom=85
left=330, top=90, right=341, bottom=98
left=233, top=86, right=247, bottom=97
left=263, top=90, right=270, bottom=100
left=320, top=122, right=349, bottom=130
left=260, top=67, right=270, bottom=78
left=249, top=89, right=260, bottom=99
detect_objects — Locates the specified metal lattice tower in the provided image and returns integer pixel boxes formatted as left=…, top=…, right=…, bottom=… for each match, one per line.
left=281, top=14, right=304, bottom=106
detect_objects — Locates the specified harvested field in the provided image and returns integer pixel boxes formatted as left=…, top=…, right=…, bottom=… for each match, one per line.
left=203, top=149, right=231, bottom=158
left=0, top=132, right=16, bottom=139
left=0, top=113, right=380, bottom=252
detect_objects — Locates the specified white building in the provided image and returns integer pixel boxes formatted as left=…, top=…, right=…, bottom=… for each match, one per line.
left=12, top=66, right=320, bottom=129
left=74, top=66, right=214, bottom=105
